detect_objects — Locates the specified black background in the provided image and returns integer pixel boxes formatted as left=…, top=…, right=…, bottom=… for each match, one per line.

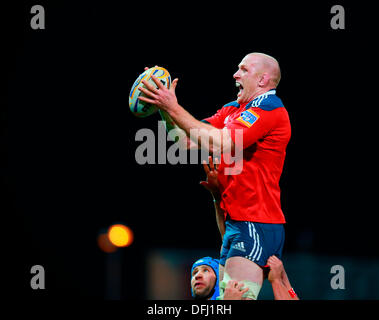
left=3, top=0, right=377, bottom=301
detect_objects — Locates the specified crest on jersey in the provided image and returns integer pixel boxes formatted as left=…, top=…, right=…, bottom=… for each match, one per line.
left=236, top=109, right=260, bottom=128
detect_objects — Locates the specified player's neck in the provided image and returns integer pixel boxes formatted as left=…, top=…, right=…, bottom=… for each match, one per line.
left=248, top=87, right=276, bottom=103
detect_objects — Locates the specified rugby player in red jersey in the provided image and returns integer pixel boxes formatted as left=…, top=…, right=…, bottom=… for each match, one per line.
left=139, top=52, right=291, bottom=300
left=201, top=157, right=298, bottom=300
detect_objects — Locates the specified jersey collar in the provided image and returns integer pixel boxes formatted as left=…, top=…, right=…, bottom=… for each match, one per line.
left=245, top=89, right=277, bottom=109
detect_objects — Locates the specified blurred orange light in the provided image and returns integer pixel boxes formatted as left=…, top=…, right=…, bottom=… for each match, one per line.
left=97, top=233, right=118, bottom=253
left=108, top=224, right=134, bottom=247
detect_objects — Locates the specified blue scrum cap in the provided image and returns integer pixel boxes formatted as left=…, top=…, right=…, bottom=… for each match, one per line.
left=190, top=257, right=220, bottom=300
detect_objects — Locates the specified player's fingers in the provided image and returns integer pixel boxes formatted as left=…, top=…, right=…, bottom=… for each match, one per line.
left=138, top=86, right=158, bottom=100
left=151, top=75, right=165, bottom=90
left=214, top=157, right=219, bottom=170
left=267, top=259, right=278, bottom=267
left=170, top=78, right=179, bottom=92
left=144, top=65, right=158, bottom=70
left=236, top=282, right=245, bottom=290
left=138, top=96, right=156, bottom=105
left=241, top=287, right=249, bottom=294
left=208, top=156, right=215, bottom=171
left=141, top=80, right=158, bottom=94
left=202, top=160, right=210, bottom=175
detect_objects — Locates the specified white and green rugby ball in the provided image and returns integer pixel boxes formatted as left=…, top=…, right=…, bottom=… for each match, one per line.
left=129, top=66, right=171, bottom=118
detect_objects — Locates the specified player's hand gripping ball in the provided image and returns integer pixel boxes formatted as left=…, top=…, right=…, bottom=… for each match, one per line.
left=129, top=66, right=171, bottom=118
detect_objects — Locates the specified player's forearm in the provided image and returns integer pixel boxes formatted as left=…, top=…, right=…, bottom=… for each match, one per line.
left=167, top=104, right=230, bottom=153
left=270, top=279, right=293, bottom=300
left=213, top=197, right=225, bottom=240
left=281, top=271, right=299, bottom=300
left=159, top=110, right=197, bottom=150
left=281, top=269, right=292, bottom=290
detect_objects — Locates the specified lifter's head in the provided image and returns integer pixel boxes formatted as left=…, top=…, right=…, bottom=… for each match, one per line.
left=191, top=257, right=220, bottom=300
left=233, top=52, right=281, bottom=104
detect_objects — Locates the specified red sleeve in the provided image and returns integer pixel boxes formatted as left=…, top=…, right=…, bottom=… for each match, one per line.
left=228, top=108, right=279, bottom=149
left=202, top=106, right=234, bottom=129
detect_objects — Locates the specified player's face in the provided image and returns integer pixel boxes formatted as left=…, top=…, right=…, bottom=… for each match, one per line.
left=233, top=55, right=262, bottom=104
left=191, top=265, right=217, bottom=299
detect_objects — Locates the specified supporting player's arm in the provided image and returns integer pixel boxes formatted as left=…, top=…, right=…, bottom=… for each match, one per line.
left=267, top=255, right=299, bottom=300
left=200, top=156, right=225, bottom=239
left=269, top=279, right=293, bottom=300
left=212, top=196, right=225, bottom=240
left=138, top=75, right=234, bottom=154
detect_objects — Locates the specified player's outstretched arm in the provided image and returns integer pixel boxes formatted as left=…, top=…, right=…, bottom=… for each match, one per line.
left=158, top=110, right=199, bottom=150
left=138, top=75, right=234, bottom=154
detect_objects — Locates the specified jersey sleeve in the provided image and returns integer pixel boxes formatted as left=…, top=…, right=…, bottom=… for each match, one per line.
left=202, top=102, right=240, bottom=129
left=228, top=108, right=279, bottom=149
left=201, top=107, right=229, bottom=129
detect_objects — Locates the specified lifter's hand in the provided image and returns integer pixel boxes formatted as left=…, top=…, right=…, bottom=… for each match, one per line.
left=267, top=255, right=284, bottom=283
left=138, top=68, right=179, bottom=112
left=223, top=280, right=249, bottom=300
left=200, top=156, right=221, bottom=199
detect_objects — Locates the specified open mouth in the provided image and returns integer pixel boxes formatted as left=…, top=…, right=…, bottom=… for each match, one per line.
left=236, top=82, right=243, bottom=96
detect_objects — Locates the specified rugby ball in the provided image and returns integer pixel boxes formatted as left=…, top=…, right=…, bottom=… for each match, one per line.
left=129, top=66, right=171, bottom=118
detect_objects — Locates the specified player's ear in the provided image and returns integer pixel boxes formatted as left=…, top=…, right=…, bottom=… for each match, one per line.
left=258, top=72, right=270, bottom=87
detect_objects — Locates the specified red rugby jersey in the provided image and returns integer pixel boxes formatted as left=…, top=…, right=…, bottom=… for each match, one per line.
left=202, top=89, right=291, bottom=224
